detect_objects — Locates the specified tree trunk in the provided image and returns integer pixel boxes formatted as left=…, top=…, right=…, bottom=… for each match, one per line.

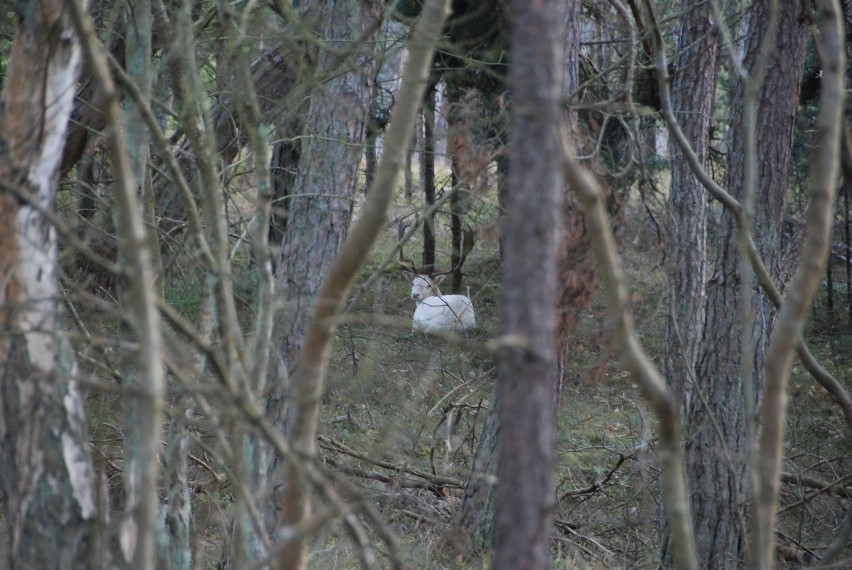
left=264, top=0, right=382, bottom=558
left=113, top=0, right=168, bottom=566
left=0, top=1, right=99, bottom=568
left=449, top=172, right=463, bottom=289
left=660, top=0, right=716, bottom=563
left=558, top=0, right=597, bottom=394
left=663, top=0, right=715, bottom=412
left=494, top=1, right=564, bottom=568
left=688, top=2, right=807, bottom=567
left=750, top=3, right=844, bottom=567
left=277, top=2, right=381, bottom=365
left=447, top=91, right=465, bottom=291
left=457, top=146, right=508, bottom=551
left=457, top=385, right=498, bottom=550
left=269, top=131, right=301, bottom=249
left=421, top=84, right=437, bottom=274
left=846, top=182, right=851, bottom=326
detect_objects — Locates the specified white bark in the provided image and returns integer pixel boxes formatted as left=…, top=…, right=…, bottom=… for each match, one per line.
left=0, top=1, right=98, bottom=567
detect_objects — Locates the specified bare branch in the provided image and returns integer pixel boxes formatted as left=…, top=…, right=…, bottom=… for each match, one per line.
left=562, top=134, right=698, bottom=570
left=751, top=1, right=845, bottom=567
left=68, top=1, right=165, bottom=567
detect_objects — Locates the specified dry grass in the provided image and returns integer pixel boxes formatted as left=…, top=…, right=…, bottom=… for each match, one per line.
left=64, top=179, right=851, bottom=568
left=310, top=196, right=851, bottom=568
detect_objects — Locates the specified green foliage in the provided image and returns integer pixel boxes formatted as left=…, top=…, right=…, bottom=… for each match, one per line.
left=165, top=271, right=206, bottom=320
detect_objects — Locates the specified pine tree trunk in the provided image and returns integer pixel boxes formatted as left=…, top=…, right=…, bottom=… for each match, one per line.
left=276, top=2, right=450, bottom=566
left=688, top=3, right=807, bottom=566
left=660, top=1, right=716, bottom=563
left=663, top=0, right=715, bottom=413
left=494, top=1, right=565, bottom=568
left=277, top=2, right=381, bottom=365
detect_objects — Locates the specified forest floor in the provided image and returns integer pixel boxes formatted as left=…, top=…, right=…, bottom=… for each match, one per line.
left=306, top=197, right=852, bottom=568
left=76, top=190, right=851, bottom=568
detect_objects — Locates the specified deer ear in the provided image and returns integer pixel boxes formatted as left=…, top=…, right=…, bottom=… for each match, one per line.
left=433, top=274, right=446, bottom=285
left=402, top=270, right=415, bottom=282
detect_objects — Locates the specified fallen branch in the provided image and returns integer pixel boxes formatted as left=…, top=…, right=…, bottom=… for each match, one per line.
left=318, top=435, right=464, bottom=495
left=559, top=453, right=630, bottom=500
left=778, top=471, right=852, bottom=514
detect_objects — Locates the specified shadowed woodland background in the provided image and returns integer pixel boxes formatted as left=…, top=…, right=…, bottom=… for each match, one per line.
left=0, top=0, right=850, bottom=569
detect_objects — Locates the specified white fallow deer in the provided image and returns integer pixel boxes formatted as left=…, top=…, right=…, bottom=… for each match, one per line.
left=402, top=270, right=476, bottom=333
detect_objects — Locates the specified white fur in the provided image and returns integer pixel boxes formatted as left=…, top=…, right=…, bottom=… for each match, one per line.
left=403, top=272, right=476, bottom=333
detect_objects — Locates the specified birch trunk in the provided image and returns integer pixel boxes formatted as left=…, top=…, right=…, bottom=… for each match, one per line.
left=0, top=1, right=98, bottom=567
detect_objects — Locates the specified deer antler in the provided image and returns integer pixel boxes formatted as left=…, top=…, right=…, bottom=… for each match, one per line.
left=396, top=220, right=420, bottom=273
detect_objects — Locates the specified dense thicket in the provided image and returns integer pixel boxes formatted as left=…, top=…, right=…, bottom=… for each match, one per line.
left=0, top=1, right=849, bottom=568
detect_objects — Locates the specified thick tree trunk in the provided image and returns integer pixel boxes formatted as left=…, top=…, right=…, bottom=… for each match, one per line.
left=494, top=1, right=564, bottom=568
left=688, top=2, right=807, bottom=567
left=660, top=1, right=716, bottom=563
left=258, top=0, right=382, bottom=560
left=663, top=0, right=715, bottom=412
left=750, top=3, right=844, bottom=567
left=0, top=1, right=99, bottom=568
left=277, top=1, right=381, bottom=365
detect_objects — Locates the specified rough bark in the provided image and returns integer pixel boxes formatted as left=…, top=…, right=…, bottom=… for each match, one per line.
left=493, top=1, right=564, bottom=568
left=663, top=0, right=716, bottom=413
left=0, top=1, right=98, bottom=568
left=660, top=0, right=716, bottom=563
left=687, top=2, right=807, bottom=567
left=268, top=4, right=383, bottom=552
left=277, top=1, right=382, bottom=366
left=269, top=135, right=301, bottom=248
